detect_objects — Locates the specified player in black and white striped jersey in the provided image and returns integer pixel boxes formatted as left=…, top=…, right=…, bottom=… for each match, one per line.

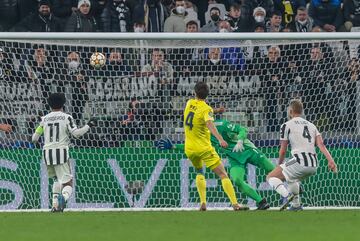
left=32, top=93, right=96, bottom=212
left=267, top=99, right=337, bottom=211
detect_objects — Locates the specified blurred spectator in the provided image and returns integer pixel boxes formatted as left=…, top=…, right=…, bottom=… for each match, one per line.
left=343, top=0, right=360, bottom=31
left=11, top=0, right=62, bottom=32
left=260, top=45, right=288, bottom=132
left=141, top=49, right=174, bottom=85
left=134, top=0, right=167, bottom=32
left=106, top=48, right=132, bottom=75
left=101, top=0, right=132, bottom=32
left=273, top=0, right=306, bottom=27
left=254, top=22, right=266, bottom=32
left=251, top=7, right=267, bottom=30
left=308, top=0, right=344, bottom=32
left=241, top=0, right=274, bottom=22
left=0, top=0, right=19, bottom=31
left=341, top=58, right=359, bottom=130
left=224, top=3, right=248, bottom=32
left=26, top=45, right=56, bottom=103
left=218, top=20, right=231, bottom=32
left=51, top=0, right=77, bottom=26
left=184, top=0, right=199, bottom=23
left=201, top=6, right=222, bottom=32
left=266, top=11, right=283, bottom=32
left=65, top=0, right=99, bottom=32
left=289, top=6, right=314, bottom=32
left=194, top=47, right=236, bottom=76
left=186, top=20, right=199, bottom=32
left=0, top=47, right=15, bottom=82
left=164, top=0, right=187, bottom=32
left=131, top=21, right=148, bottom=71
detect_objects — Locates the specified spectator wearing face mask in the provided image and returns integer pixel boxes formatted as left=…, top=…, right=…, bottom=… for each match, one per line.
left=252, top=7, right=266, bottom=30
left=65, top=0, right=99, bottom=32
left=195, top=48, right=236, bottom=77
left=224, top=3, right=248, bottom=32
left=241, top=0, right=274, bottom=21
left=289, top=6, right=314, bottom=32
left=164, top=0, right=188, bottom=32
left=201, top=7, right=221, bottom=32
left=101, top=0, right=132, bottom=32
left=11, top=0, right=62, bottom=32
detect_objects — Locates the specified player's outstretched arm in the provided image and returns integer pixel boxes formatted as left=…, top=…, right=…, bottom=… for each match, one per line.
left=278, top=140, right=288, bottom=165
left=206, top=120, right=228, bottom=148
left=316, top=135, right=337, bottom=173
left=155, top=138, right=184, bottom=151
left=69, top=117, right=97, bottom=139
left=0, top=124, right=12, bottom=133
left=232, top=124, right=248, bottom=152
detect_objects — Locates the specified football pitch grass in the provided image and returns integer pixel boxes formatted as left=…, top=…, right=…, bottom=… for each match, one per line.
left=0, top=210, right=358, bottom=241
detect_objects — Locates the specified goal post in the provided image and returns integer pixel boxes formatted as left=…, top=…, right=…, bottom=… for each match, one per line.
left=0, top=32, right=359, bottom=210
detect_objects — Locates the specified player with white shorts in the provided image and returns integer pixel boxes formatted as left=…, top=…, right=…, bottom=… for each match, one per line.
left=267, top=99, right=337, bottom=210
left=32, top=93, right=96, bottom=212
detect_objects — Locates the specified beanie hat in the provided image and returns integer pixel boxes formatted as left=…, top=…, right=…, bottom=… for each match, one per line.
left=78, top=0, right=91, bottom=8
left=38, top=0, right=51, bottom=8
left=253, top=7, right=266, bottom=16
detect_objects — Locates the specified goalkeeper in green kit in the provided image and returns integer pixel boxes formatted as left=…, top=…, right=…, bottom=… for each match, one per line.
left=156, top=118, right=274, bottom=210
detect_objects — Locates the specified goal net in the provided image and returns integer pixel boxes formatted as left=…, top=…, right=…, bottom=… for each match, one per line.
left=0, top=33, right=359, bottom=210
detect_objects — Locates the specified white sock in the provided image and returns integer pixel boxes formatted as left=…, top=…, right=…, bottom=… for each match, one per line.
left=268, top=177, right=289, bottom=198
left=62, top=185, right=73, bottom=202
left=288, top=182, right=301, bottom=207
left=52, top=181, right=61, bottom=208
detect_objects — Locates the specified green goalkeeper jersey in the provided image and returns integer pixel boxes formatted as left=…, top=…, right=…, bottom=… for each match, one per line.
left=211, top=119, right=256, bottom=151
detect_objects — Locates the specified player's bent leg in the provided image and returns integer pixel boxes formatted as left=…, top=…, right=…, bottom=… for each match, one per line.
left=267, top=166, right=294, bottom=210
left=211, top=163, right=248, bottom=211
left=230, top=166, right=263, bottom=204
left=256, top=156, right=276, bottom=174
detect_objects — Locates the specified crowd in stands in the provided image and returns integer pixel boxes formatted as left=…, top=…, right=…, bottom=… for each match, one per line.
left=0, top=0, right=360, bottom=33
left=0, top=0, right=359, bottom=148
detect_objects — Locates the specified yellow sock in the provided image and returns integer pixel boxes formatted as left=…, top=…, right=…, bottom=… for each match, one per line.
left=196, top=174, right=206, bottom=205
left=221, top=178, right=238, bottom=205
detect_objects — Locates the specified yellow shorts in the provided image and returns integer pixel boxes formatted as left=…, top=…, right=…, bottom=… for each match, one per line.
left=186, top=147, right=221, bottom=170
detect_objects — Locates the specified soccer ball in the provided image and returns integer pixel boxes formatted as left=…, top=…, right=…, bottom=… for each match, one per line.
left=90, top=52, right=106, bottom=69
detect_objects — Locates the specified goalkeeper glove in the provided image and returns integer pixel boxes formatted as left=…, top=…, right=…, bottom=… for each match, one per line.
left=155, top=138, right=174, bottom=150
left=87, top=118, right=97, bottom=128
left=232, top=140, right=244, bottom=152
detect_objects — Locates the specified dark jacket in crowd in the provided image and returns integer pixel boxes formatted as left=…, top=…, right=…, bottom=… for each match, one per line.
left=134, top=0, right=167, bottom=32
left=65, top=10, right=99, bottom=32
left=0, top=0, right=19, bottom=30
left=308, top=0, right=344, bottom=29
left=273, top=0, right=306, bottom=27
left=101, top=0, right=132, bottom=32
left=11, top=13, right=63, bottom=32
left=224, top=13, right=250, bottom=32
left=344, top=0, right=360, bottom=27
left=52, top=0, right=77, bottom=25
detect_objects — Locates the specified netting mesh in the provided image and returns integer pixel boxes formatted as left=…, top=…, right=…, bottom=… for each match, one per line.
left=0, top=37, right=359, bottom=209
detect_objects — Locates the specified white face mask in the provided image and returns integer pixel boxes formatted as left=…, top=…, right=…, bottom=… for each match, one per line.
left=297, top=19, right=307, bottom=25
left=254, top=15, right=264, bottom=23
left=210, top=59, right=220, bottom=64
left=219, top=28, right=229, bottom=33
left=134, top=27, right=144, bottom=33
left=68, top=60, right=80, bottom=70
left=176, top=6, right=186, bottom=14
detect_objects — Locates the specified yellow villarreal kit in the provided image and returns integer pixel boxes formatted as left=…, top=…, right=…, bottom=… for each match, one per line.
left=184, top=99, right=221, bottom=170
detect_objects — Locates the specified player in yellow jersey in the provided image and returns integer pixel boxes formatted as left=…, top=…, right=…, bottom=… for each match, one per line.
left=184, top=82, right=248, bottom=211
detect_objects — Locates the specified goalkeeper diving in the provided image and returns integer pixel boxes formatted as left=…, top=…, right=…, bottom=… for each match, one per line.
left=156, top=117, right=275, bottom=210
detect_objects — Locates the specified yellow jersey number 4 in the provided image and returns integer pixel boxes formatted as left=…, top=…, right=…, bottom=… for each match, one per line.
left=185, top=111, right=195, bottom=130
